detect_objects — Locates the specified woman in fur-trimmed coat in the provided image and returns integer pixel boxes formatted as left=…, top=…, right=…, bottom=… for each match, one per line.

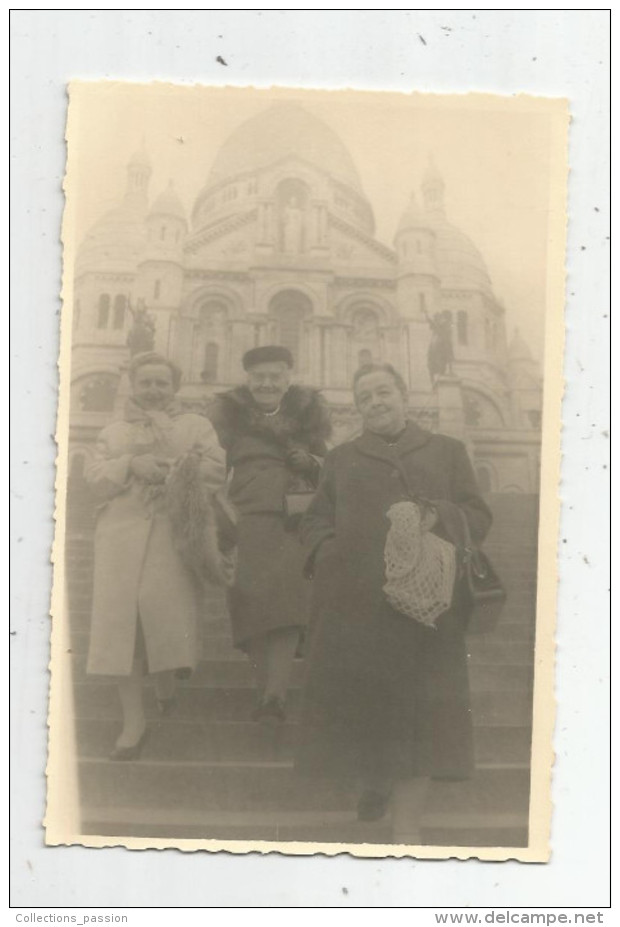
left=207, top=345, right=331, bottom=723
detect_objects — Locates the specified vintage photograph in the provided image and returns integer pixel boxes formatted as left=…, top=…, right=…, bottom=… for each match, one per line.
left=48, top=83, right=568, bottom=859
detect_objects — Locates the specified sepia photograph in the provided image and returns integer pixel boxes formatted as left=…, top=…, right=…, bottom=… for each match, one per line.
left=47, top=82, right=568, bottom=860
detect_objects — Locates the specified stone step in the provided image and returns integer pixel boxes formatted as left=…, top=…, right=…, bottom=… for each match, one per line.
left=66, top=627, right=536, bottom=663
left=74, top=717, right=532, bottom=767
left=78, top=759, right=530, bottom=815
left=71, top=683, right=534, bottom=727
left=69, top=651, right=533, bottom=693
left=65, top=623, right=534, bottom=676
left=78, top=806, right=528, bottom=847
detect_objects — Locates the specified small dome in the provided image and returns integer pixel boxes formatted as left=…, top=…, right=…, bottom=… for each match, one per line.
left=205, top=102, right=363, bottom=193
left=76, top=204, right=147, bottom=274
left=508, top=328, right=533, bottom=361
left=150, top=181, right=186, bottom=220
left=395, top=193, right=428, bottom=235
left=428, top=216, right=492, bottom=293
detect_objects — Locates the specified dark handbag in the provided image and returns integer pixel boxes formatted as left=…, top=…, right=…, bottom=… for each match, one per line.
left=457, top=508, right=507, bottom=634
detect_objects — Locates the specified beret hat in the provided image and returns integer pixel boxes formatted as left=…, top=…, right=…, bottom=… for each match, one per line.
left=242, top=345, right=294, bottom=370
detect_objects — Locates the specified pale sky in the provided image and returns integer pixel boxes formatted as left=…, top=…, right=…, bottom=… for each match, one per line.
left=67, top=84, right=565, bottom=358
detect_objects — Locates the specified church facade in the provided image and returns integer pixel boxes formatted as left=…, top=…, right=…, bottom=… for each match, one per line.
left=70, top=102, right=542, bottom=493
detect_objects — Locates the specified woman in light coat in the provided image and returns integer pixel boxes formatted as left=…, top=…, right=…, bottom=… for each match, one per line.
left=86, top=351, right=227, bottom=758
left=298, top=363, right=492, bottom=838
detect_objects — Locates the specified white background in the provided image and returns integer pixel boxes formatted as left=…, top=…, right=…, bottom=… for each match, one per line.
left=10, top=9, right=610, bottom=910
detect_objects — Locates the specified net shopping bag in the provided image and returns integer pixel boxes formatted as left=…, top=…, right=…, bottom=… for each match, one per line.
left=383, top=500, right=457, bottom=627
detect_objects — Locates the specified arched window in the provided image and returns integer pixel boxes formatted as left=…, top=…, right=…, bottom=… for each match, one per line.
left=113, top=295, right=126, bottom=329
left=97, top=294, right=110, bottom=329
left=351, top=307, right=381, bottom=368
left=199, top=300, right=228, bottom=335
left=358, top=348, right=373, bottom=368
left=416, top=240, right=422, bottom=254
left=268, top=289, right=313, bottom=368
left=201, top=343, right=219, bottom=383
left=154, top=280, right=161, bottom=300
left=419, top=293, right=426, bottom=313
left=457, top=311, right=468, bottom=345
left=197, top=300, right=229, bottom=383
left=160, top=226, right=166, bottom=241
left=463, top=388, right=504, bottom=428
left=279, top=307, right=304, bottom=363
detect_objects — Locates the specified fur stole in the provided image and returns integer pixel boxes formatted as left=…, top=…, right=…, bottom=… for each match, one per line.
left=165, top=450, right=237, bottom=587
left=210, top=385, right=331, bottom=450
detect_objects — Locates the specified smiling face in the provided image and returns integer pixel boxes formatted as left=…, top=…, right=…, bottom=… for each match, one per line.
left=246, top=360, right=291, bottom=410
left=131, top=363, right=176, bottom=411
left=354, top=370, right=407, bottom=437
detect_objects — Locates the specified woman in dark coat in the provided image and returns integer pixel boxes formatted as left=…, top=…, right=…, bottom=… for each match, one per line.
left=208, top=345, right=331, bottom=722
left=298, top=362, right=492, bottom=835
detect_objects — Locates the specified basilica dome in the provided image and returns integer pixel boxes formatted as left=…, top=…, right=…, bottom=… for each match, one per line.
left=206, top=102, right=363, bottom=194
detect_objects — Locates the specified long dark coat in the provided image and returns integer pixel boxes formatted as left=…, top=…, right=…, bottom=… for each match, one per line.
left=297, top=421, right=492, bottom=782
left=208, top=385, right=331, bottom=649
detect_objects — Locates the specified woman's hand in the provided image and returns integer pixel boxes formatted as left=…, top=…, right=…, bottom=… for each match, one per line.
left=287, top=448, right=316, bottom=475
left=420, top=505, right=438, bottom=533
left=130, top=454, right=170, bottom=484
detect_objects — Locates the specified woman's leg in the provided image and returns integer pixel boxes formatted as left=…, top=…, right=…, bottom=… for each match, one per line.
left=262, top=626, right=301, bottom=704
left=390, top=777, right=430, bottom=845
left=153, top=669, right=176, bottom=704
left=245, top=634, right=270, bottom=705
left=115, top=653, right=146, bottom=749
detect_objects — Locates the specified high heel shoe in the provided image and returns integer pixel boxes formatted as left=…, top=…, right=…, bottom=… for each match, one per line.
left=252, top=696, right=286, bottom=724
left=109, top=727, right=149, bottom=761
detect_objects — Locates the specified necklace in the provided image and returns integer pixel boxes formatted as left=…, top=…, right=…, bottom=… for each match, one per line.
left=260, top=403, right=281, bottom=417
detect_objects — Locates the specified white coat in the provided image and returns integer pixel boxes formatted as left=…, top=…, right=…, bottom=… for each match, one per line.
left=85, top=407, right=226, bottom=676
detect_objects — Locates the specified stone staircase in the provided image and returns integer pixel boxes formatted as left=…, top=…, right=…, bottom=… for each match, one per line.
left=64, top=482, right=538, bottom=848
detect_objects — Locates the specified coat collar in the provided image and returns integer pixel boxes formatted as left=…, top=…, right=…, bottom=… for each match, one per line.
left=354, top=420, right=432, bottom=466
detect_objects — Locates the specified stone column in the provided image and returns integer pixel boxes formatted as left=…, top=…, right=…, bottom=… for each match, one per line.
left=229, top=320, right=254, bottom=377
left=256, top=202, right=275, bottom=253
left=435, top=375, right=466, bottom=441
left=407, top=318, right=432, bottom=391
left=327, top=324, right=349, bottom=388
left=310, top=203, right=329, bottom=255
